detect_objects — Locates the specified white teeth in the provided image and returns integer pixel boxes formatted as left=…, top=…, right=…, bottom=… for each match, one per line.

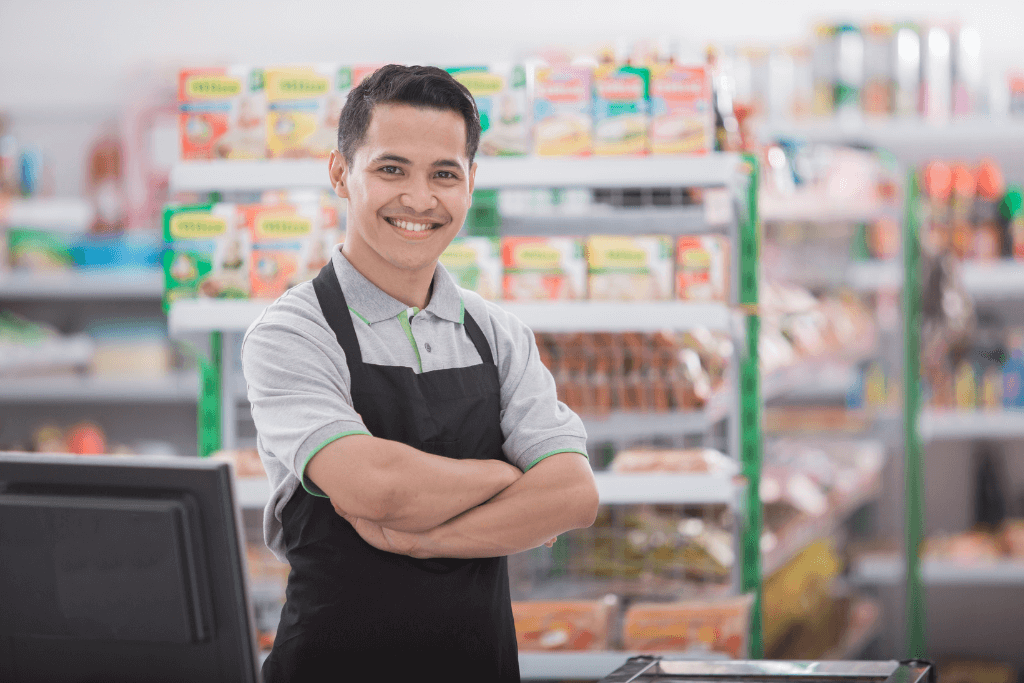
left=391, top=219, right=434, bottom=232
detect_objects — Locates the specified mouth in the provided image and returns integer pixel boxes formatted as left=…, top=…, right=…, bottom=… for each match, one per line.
left=384, top=216, right=445, bottom=237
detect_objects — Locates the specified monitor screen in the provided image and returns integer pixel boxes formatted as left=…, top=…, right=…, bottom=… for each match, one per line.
left=0, top=452, right=260, bottom=683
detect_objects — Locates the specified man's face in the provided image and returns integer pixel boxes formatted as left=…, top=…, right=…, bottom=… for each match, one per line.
left=330, top=103, right=475, bottom=275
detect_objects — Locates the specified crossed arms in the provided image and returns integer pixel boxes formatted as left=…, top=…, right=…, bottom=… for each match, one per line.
left=305, top=434, right=599, bottom=559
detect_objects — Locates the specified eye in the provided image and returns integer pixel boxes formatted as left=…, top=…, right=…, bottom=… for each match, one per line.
left=379, top=165, right=402, bottom=174
left=435, top=170, right=458, bottom=180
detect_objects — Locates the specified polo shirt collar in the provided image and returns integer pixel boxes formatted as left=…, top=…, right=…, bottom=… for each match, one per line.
left=331, top=246, right=464, bottom=325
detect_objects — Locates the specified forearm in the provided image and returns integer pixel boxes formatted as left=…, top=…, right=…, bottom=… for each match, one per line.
left=308, top=435, right=520, bottom=532
left=412, top=452, right=599, bottom=559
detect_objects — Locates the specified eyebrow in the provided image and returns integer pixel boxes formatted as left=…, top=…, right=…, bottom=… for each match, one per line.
left=371, top=154, right=463, bottom=170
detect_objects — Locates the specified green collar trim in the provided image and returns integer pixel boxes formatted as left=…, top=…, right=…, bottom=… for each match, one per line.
left=397, top=308, right=423, bottom=373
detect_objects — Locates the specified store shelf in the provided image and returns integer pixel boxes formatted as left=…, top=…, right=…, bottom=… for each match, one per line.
left=763, top=475, right=882, bottom=577
left=0, top=197, right=94, bottom=230
left=918, top=409, right=1024, bottom=441
left=761, top=118, right=1024, bottom=150
left=0, top=370, right=199, bottom=403
left=760, top=190, right=883, bottom=224
left=169, top=155, right=744, bottom=193
left=851, top=554, right=1024, bottom=586
left=763, top=362, right=858, bottom=403
left=169, top=299, right=734, bottom=335
left=500, top=205, right=713, bottom=236
left=960, top=261, right=1024, bottom=301
left=580, top=410, right=713, bottom=442
left=234, top=470, right=742, bottom=511
left=846, top=261, right=902, bottom=291
left=519, top=651, right=725, bottom=680
left=0, top=269, right=164, bottom=299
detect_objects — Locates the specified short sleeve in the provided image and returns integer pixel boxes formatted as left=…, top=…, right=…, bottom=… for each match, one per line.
left=481, top=302, right=589, bottom=472
left=241, top=317, right=370, bottom=497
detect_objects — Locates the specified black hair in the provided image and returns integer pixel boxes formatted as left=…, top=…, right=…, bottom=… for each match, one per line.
left=337, top=64, right=481, bottom=164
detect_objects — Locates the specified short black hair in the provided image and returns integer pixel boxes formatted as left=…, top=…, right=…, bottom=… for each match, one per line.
left=337, top=64, right=481, bottom=164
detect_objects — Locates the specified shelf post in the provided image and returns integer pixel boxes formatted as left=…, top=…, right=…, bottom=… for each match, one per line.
left=903, top=171, right=927, bottom=658
left=197, top=331, right=222, bottom=457
left=738, top=153, right=763, bottom=658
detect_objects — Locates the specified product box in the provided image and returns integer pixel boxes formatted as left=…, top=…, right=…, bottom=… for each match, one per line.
left=448, top=65, right=530, bottom=156
left=649, top=64, right=713, bottom=154
left=586, top=235, right=673, bottom=300
left=163, top=203, right=249, bottom=303
left=532, top=65, right=593, bottom=156
left=265, top=65, right=345, bottom=159
left=511, top=599, right=616, bottom=651
left=178, top=66, right=266, bottom=160
left=592, top=64, right=649, bottom=155
left=621, top=594, right=753, bottom=656
left=675, top=235, right=729, bottom=302
left=502, top=237, right=586, bottom=300
left=244, top=202, right=321, bottom=299
left=439, top=237, right=502, bottom=300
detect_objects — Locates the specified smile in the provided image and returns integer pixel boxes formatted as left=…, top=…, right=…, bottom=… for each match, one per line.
left=385, top=217, right=443, bottom=232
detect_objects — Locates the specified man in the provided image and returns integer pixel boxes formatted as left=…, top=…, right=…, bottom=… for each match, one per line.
left=242, top=64, right=599, bottom=682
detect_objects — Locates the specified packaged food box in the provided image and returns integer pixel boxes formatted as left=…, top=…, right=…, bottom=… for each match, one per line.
left=587, top=235, right=673, bottom=300
left=448, top=65, right=530, bottom=156
left=675, top=235, right=729, bottom=302
left=265, top=64, right=345, bottom=159
left=592, top=64, right=650, bottom=155
left=532, top=65, right=593, bottom=156
left=244, top=202, right=321, bottom=299
left=439, top=237, right=502, bottom=300
left=502, top=236, right=586, bottom=300
left=649, top=64, right=713, bottom=154
left=511, top=598, right=616, bottom=651
left=621, top=594, right=753, bottom=656
left=163, top=203, right=249, bottom=304
left=610, top=447, right=738, bottom=476
left=178, top=66, right=266, bottom=160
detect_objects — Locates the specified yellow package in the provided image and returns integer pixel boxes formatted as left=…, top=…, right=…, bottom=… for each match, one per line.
left=245, top=202, right=320, bottom=299
left=649, top=64, right=713, bottom=154
left=265, top=65, right=341, bottom=158
left=587, top=235, right=673, bottom=300
left=439, top=237, right=502, bottom=300
left=676, top=235, right=729, bottom=302
left=592, top=64, right=650, bottom=156
left=163, top=203, right=250, bottom=303
left=532, top=65, right=592, bottom=156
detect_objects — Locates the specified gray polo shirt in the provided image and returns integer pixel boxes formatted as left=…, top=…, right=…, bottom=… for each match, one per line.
left=241, top=246, right=589, bottom=560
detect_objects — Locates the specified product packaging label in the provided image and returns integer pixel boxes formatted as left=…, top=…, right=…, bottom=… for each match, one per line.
left=265, top=65, right=344, bottom=159
left=448, top=65, right=530, bottom=156
left=439, top=237, right=503, bottom=300
left=501, top=236, right=586, bottom=300
left=592, top=64, right=649, bottom=155
left=179, top=66, right=266, bottom=160
left=243, top=203, right=321, bottom=298
left=649, top=64, right=712, bottom=155
left=587, top=235, right=673, bottom=300
left=163, top=203, right=250, bottom=302
left=675, top=235, right=729, bottom=302
left=533, top=66, right=593, bottom=156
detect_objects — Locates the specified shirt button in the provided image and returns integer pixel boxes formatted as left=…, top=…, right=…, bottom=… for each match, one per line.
left=424, top=343, right=432, bottom=353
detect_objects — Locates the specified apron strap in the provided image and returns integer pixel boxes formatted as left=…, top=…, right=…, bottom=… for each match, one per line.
left=462, top=310, right=494, bottom=366
left=312, top=262, right=364, bottom=372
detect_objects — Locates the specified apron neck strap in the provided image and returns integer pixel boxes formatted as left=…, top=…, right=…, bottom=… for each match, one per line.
left=312, top=262, right=364, bottom=369
left=462, top=310, right=494, bottom=366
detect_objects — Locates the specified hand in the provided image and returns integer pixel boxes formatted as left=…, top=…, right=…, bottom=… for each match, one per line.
left=334, top=503, right=423, bottom=557
left=544, top=537, right=557, bottom=548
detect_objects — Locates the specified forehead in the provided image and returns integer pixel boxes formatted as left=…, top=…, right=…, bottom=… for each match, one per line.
left=359, top=103, right=468, bottom=163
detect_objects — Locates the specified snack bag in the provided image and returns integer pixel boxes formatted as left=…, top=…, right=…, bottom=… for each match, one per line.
left=592, top=64, right=650, bottom=155
left=649, top=64, right=713, bottom=154
left=676, top=235, right=729, bottom=302
left=163, top=203, right=249, bottom=303
left=244, top=202, right=319, bottom=298
left=512, top=599, right=616, bottom=651
left=533, top=65, right=593, bottom=156
left=502, top=237, right=586, bottom=300
left=179, top=66, right=266, bottom=160
left=587, top=235, right=673, bottom=300
left=622, top=594, right=753, bottom=656
left=265, top=65, right=343, bottom=159
left=448, top=65, right=530, bottom=156
left=439, top=237, right=502, bottom=300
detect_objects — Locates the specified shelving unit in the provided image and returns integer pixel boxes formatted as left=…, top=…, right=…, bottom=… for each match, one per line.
left=0, top=268, right=163, bottom=299
left=0, top=370, right=199, bottom=403
left=167, top=151, right=765, bottom=672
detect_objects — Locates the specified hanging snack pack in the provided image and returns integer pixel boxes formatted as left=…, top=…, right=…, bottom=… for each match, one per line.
left=244, top=202, right=321, bottom=298
left=533, top=65, right=593, bottom=156
left=502, top=236, right=586, bottom=300
left=648, top=64, right=713, bottom=154
left=448, top=65, right=530, bottom=156
left=587, top=235, right=673, bottom=300
left=265, top=65, right=340, bottom=158
left=676, top=235, right=729, bottom=302
left=178, top=66, right=266, bottom=160
left=439, top=237, right=503, bottom=300
left=592, top=63, right=650, bottom=155
left=163, top=203, right=249, bottom=304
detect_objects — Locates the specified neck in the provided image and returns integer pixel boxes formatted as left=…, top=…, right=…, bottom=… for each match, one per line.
left=341, top=234, right=435, bottom=310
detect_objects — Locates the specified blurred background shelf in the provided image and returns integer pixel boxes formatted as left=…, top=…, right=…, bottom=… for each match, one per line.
left=500, top=206, right=714, bottom=236
left=0, top=370, right=198, bottom=403
left=0, top=268, right=164, bottom=299
left=763, top=362, right=860, bottom=403
left=918, top=410, right=1024, bottom=441
left=851, top=555, right=1024, bottom=586
left=518, top=650, right=724, bottom=680
left=0, top=198, right=94, bottom=230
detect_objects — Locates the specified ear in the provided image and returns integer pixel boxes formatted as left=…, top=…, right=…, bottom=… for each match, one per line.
left=328, top=150, right=350, bottom=200
left=468, top=160, right=477, bottom=196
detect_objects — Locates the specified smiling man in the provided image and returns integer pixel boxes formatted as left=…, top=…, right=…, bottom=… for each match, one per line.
left=242, top=64, right=599, bottom=682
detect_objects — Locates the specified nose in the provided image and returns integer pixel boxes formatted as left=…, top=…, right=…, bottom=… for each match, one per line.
left=400, top=174, right=438, bottom=214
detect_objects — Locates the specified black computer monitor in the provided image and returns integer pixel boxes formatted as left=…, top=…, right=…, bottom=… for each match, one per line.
left=0, top=452, right=260, bottom=683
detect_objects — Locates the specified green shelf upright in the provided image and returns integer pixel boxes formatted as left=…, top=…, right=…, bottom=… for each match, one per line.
left=197, top=331, right=222, bottom=458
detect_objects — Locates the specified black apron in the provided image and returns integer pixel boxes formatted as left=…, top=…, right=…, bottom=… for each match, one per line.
left=262, top=263, right=520, bottom=682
